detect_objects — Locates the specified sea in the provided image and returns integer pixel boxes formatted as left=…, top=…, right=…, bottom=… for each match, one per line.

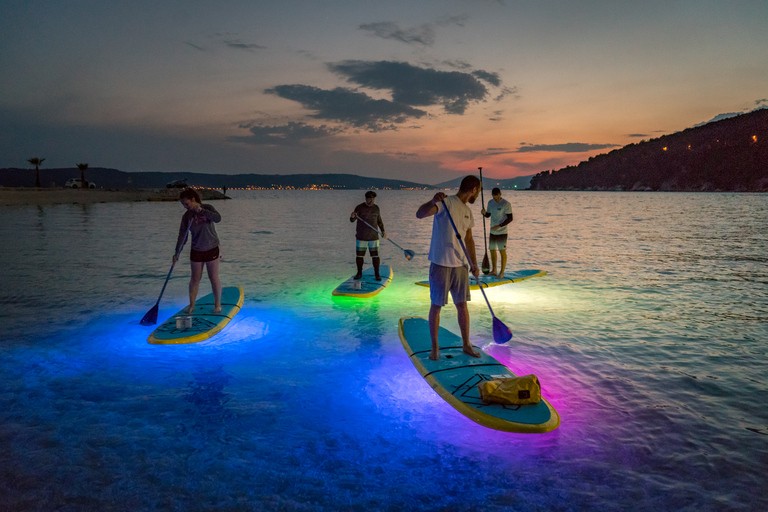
left=1, top=190, right=766, bottom=511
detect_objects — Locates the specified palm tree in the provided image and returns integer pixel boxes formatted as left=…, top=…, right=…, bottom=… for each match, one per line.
left=77, top=163, right=89, bottom=188
left=27, top=157, right=45, bottom=188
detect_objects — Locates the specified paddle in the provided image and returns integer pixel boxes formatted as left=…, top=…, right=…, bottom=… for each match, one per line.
left=140, top=221, right=192, bottom=325
left=441, top=199, right=513, bottom=343
left=478, top=166, right=491, bottom=275
left=355, top=216, right=416, bottom=260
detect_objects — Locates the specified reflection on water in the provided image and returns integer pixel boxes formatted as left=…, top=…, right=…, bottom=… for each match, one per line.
left=0, top=191, right=767, bottom=510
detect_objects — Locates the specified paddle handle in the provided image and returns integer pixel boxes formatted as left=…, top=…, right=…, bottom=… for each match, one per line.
left=440, top=200, right=497, bottom=318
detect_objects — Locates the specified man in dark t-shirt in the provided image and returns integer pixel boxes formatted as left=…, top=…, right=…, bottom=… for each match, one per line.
left=349, top=190, right=387, bottom=280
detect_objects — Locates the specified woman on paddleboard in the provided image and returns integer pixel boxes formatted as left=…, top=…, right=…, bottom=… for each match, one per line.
left=173, top=188, right=222, bottom=314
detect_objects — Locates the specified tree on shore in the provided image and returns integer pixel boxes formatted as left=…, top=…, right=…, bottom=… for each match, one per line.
left=77, top=163, right=89, bottom=188
left=27, top=157, right=45, bottom=188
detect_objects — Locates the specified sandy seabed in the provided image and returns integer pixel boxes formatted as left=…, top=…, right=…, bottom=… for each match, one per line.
left=0, top=187, right=227, bottom=206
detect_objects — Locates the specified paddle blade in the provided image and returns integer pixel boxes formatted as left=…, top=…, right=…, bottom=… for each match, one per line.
left=492, top=316, right=513, bottom=343
left=140, top=304, right=159, bottom=326
left=404, top=249, right=416, bottom=260
left=482, top=254, right=491, bottom=275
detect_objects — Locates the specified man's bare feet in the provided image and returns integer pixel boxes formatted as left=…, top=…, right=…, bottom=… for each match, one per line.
left=213, top=305, right=222, bottom=314
left=429, top=349, right=439, bottom=361
left=186, top=304, right=195, bottom=314
left=463, top=345, right=481, bottom=358
left=497, top=273, right=505, bottom=280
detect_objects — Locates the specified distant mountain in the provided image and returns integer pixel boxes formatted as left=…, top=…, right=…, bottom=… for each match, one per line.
left=529, top=108, right=768, bottom=192
left=0, top=168, right=436, bottom=190
left=434, top=174, right=534, bottom=190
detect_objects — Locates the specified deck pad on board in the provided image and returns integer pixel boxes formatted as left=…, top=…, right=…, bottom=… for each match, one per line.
left=148, top=286, right=244, bottom=344
left=398, top=316, right=560, bottom=433
left=333, top=265, right=393, bottom=298
left=415, top=269, right=546, bottom=290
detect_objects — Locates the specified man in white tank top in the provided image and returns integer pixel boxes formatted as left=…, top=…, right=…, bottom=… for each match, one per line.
left=416, top=175, right=483, bottom=361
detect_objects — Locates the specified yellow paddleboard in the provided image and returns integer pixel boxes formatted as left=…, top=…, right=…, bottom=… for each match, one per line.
left=148, top=286, right=244, bottom=344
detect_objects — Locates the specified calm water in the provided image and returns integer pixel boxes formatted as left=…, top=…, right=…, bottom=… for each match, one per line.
left=1, top=190, right=766, bottom=511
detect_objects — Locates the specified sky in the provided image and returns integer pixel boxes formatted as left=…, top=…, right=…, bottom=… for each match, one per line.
left=1, top=0, right=767, bottom=184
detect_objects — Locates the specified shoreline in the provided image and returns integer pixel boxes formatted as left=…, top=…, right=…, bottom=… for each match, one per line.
left=0, top=187, right=228, bottom=206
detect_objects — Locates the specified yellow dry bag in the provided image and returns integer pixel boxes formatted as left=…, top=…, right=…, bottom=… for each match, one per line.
left=478, top=374, right=541, bottom=406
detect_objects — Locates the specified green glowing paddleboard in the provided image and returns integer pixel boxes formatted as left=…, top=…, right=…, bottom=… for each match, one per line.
left=148, top=286, right=244, bottom=344
left=332, top=265, right=393, bottom=298
left=398, top=317, right=560, bottom=433
left=415, top=269, right=546, bottom=290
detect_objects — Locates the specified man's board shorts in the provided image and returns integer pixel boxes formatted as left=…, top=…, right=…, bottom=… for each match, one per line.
left=489, top=233, right=508, bottom=251
left=190, top=246, right=220, bottom=263
left=356, top=239, right=380, bottom=253
left=429, top=263, right=471, bottom=307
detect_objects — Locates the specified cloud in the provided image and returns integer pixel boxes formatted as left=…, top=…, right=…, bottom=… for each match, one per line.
left=359, top=15, right=468, bottom=46
left=471, top=70, right=501, bottom=87
left=500, top=156, right=576, bottom=172
left=489, top=111, right=504, bottom=122
left=223, top=40, right=266, bottom=51
left=328, top=60, right=488, bottom=114
left=265, top=84, right=427, bottom=131
left=442, top=59, right=473, bottom=70
left=693, top=112, right=741, bottom=127
left=436, top=14, right=470, bottom=27
left=627, top=133, right=648, bottom=138
left=359, top=21, right=435, bottom=46
left=516, top=142, right=620, bottom=153
left=228, top=122, right=343, bottom=146
left=184, top=41, right=206, bottom=52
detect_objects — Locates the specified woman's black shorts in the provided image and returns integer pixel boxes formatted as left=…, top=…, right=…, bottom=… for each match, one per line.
left=190, top=246, right=220, bottom=263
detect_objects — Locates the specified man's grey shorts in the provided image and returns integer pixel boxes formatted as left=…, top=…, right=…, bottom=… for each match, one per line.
left=429, top=263, right=471, bottom=306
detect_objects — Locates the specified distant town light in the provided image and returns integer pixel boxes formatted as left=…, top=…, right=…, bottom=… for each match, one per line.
left=663, top=147, right=667, bottom=151
left=753, top=135, right=758, bottom=142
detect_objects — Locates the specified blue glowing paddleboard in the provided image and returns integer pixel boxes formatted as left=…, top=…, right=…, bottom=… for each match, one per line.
left=332, top=265, right=393, bottom=298
left=398, top=317, right=560, bottom=433
left=415, top=269, right=546, bottom=290
left=148, top=286, right=244, bottom=344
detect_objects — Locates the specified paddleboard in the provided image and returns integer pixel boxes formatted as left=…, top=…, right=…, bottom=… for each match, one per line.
left=398, top=317, right=560, bottom=433
left=415, top=269, right=546, bottom=290
left=332, top=265, right=393, bottom=298
left=148, top=286, right=244, bottom=345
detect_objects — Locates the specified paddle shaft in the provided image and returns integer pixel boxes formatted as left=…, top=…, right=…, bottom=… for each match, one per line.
left=478, top=167, right=491, bottom=273
left=355, top=216, right=411, bottom=254
left=479, top=167, right=488, bottom=244
left=440, top=199, right=498, bottom=317
left=153, top=220, right=192, bottom=306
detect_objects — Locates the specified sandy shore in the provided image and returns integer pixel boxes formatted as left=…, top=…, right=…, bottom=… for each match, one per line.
left=0, top=187, right=227, bottom=206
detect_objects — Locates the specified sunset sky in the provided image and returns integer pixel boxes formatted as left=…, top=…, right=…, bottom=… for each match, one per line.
left=1, top=0, right=766, bottom=184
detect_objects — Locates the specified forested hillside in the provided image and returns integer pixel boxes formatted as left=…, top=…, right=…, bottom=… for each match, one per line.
left=529, top=109, right=768, bottom=192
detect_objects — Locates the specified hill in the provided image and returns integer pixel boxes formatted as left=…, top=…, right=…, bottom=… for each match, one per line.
left=434, top=174, right=534, bottom=190
left=0, top=168, right=435, bottom=191
left=529, top=108, right=768, bottom=192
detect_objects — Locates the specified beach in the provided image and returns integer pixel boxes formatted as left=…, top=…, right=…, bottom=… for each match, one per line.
left=0, top=187, right=227, bottom=206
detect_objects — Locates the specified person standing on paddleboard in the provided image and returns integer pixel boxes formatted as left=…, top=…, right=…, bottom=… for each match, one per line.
left=173, top=188, right=223, bottom=314
left=416, top=175, right=482, bottom=361
left=481, top=187, right=514, bottom=279
left=350, top=190, right=387, bottom=281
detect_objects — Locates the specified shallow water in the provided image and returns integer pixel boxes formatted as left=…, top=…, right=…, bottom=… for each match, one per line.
left=1, top=190, right=766, bottom=511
